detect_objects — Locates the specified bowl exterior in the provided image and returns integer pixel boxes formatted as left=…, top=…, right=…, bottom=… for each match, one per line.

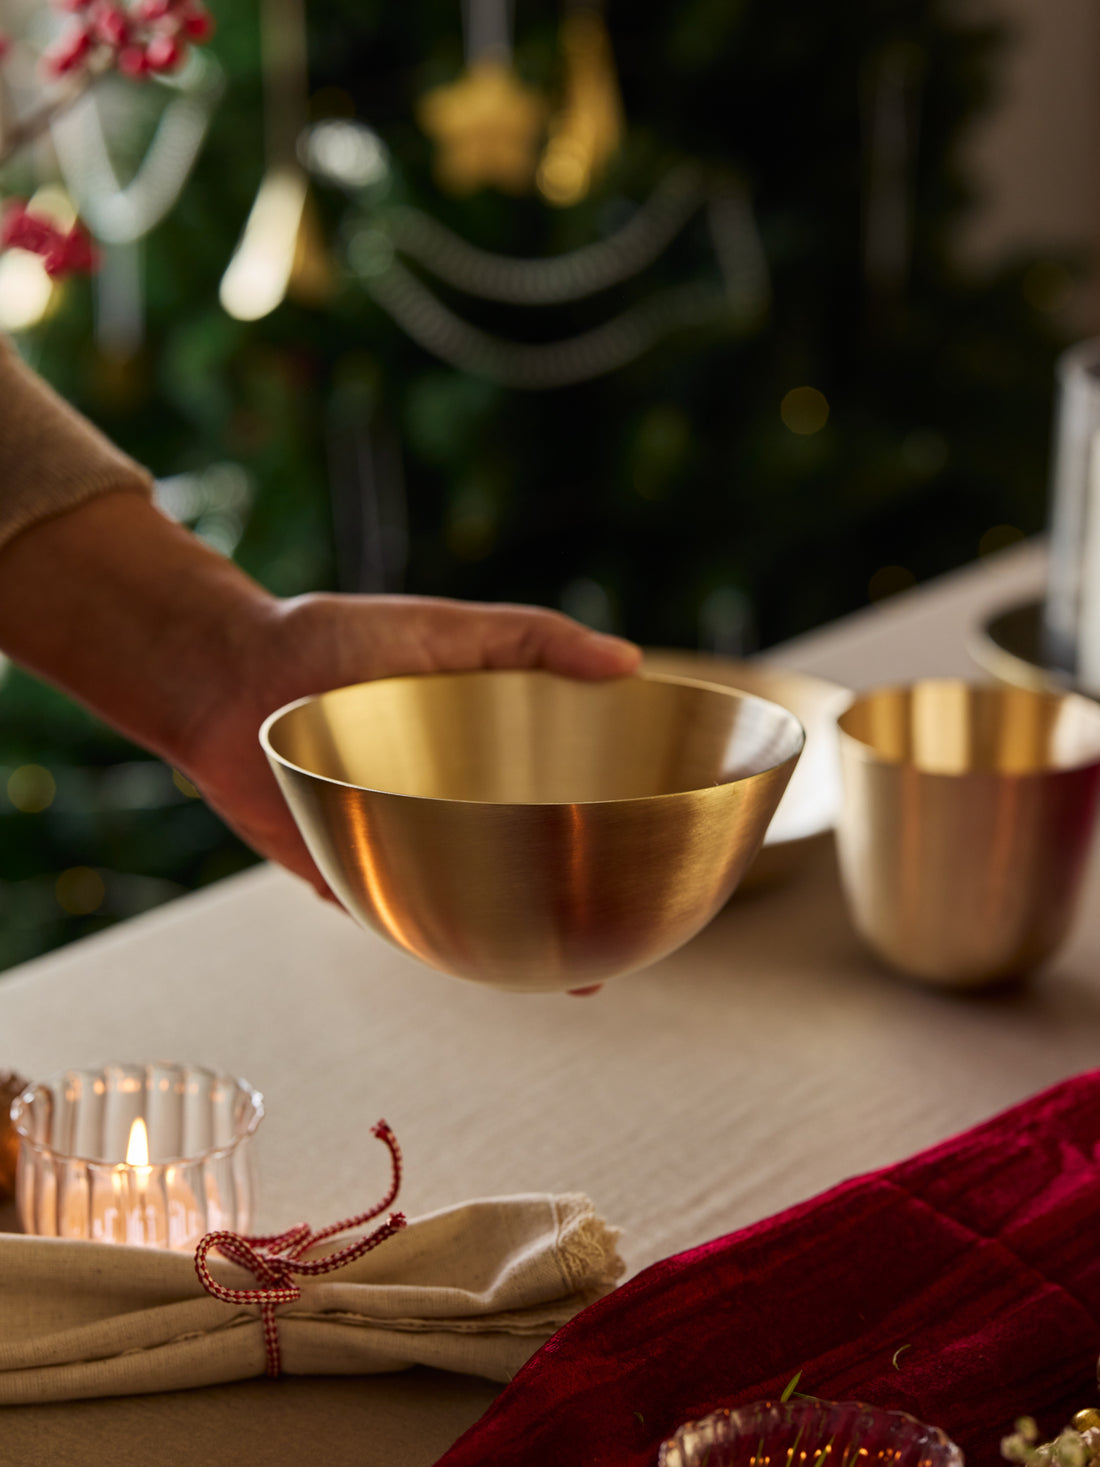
left=269, top=754, right=798, bottom=992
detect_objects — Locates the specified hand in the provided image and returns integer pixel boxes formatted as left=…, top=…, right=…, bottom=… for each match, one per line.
left=177, top=591, right=641, bottom=896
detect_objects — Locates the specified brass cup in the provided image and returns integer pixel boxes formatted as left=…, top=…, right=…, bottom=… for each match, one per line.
left=835, top=679, right=1100, bottom=987
left=261, top=669, right=804, bottom=992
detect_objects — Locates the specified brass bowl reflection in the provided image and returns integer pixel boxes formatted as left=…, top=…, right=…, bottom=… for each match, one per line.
left=261, top=670, right=804, bottom=992
left=642, top=651, right=851, bottom=887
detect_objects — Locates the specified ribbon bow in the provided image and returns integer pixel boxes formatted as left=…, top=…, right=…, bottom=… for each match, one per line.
left=194, top=1119, right=407, bottom=1377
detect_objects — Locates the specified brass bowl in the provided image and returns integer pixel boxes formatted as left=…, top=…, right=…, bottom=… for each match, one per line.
left=970, top=598, right=1076, bottom=695
left=836, top=678, right=1100, bottom=986
left=642, top=651, right=851, bottom=887
left=261, top=670, right=804, bottom=992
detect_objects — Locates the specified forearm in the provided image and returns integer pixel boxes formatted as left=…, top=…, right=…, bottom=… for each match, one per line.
left=0, top=491, right=276, bottom=767
left=0, top=336, right=153, bottom=556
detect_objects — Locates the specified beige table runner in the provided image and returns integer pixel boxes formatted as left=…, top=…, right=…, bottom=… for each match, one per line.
left=5, top=542, right=1094, bottom=1466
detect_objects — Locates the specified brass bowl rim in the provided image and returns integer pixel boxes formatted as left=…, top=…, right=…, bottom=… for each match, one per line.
left=836, top=675, right=1100, bottom=778
left=260, top=668, right=806, bottom=809
left=969, top=596, right=1077, bottom=695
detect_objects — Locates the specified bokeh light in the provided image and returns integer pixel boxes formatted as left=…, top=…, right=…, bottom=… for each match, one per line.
left=1021, top=260, right=1074, bottom=315
left=560, top=577, right=616, bottom=633
left=300, top=120, right=390, bottom=190
left=55, top=867, right=106, bottom=917
left=978, top=524, right=1025, bottom=557
left=7, top=765, right=56, bottom=813
left=0, top=249, right=55, bottom=332
left=781, top=387, right=829, bottom=436
left=900, top=429, right=949, bottom=478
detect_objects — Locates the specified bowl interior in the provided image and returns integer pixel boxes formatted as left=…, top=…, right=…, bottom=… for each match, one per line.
left=838, top=678, right=1100, bottom=775
left=263, top=669, right=804, bottom=805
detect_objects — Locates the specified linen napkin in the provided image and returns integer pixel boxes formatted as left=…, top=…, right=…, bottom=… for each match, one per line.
left=438, top=1070, right=1100, bottom=1467
left=0, top=1192, right=622, bottom=1403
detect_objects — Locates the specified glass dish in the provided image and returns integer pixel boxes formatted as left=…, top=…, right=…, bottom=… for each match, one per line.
left=11, top=1062, right=263, bottom=1249
left=658, top=1398, right=964, bottom=1467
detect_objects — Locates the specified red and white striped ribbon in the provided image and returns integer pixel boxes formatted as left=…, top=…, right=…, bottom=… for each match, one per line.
left=194, top=1119, right=407, bottom=1377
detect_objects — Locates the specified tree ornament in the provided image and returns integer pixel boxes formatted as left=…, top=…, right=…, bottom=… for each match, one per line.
left=418, top=60, right=547, bottom=197
left=220, top=0, right=333, bottom=321
left=416, top=0, right=546, bottom=196
left=51, top=49, right=224, bottom=354
left=537, top=1, right=623, bottom=207
left=0, top=0, right=218, bottom=326
left=335, top=162, right=770, bottom=389
left=351, top=5, right=767, bottom=382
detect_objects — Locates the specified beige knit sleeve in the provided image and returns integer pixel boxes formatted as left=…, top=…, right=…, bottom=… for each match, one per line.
left=0, top=336, right=152, bottom=556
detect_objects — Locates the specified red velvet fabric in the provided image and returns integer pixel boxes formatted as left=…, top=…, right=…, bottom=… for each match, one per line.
left=437, top=1072, right=1100, bottom=1467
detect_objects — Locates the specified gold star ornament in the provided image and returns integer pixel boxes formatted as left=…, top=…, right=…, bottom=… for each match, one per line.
left=417, top=60, right=548, bottom=196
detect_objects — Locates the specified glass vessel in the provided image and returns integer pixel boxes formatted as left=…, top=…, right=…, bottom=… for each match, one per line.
left=11, top=1062, right=263, bottom=1249
left=1044, top=338, right=1100, bottom=687
left=658, top=1399, right=964, bottom=1467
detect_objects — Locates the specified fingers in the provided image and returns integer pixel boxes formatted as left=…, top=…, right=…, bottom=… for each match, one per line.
left=540, top=627, right=642, bottom=680
left=277, top=593, right=642, bottom=694
left=421, top=600, right=642, bottom=681
left=197, top=786, right=336, bottom=902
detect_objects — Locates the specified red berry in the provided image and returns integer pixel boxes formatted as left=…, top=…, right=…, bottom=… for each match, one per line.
left=180, top=5, right=214, bottom=42
left=67, top=228, right=96, bottom=274
left=3, top=208, right=59, bottom=260
left=144, top=32, right=185, bottom=70
left=42, top=23, right=93, bottom=76
left=133, top=0, right=173, bottom=19
left=116, top=42, right=147, bottom=74
left=92, top=3, right=129, bottom=47
left=43, top=224, right=98, bottom=278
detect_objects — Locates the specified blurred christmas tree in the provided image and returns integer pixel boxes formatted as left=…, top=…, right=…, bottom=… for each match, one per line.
left=0, top=0, right=1074, bottom=968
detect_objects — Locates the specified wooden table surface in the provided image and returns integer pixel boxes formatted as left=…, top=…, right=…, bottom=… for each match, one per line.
left=7, top=542, right=1093, bottom=1467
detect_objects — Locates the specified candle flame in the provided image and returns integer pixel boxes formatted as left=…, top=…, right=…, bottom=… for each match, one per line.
left=126, top=1117, right=150, bottom=1168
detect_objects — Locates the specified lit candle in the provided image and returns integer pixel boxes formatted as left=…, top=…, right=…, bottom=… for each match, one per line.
left=125, top=1116, right=153, bottom=1245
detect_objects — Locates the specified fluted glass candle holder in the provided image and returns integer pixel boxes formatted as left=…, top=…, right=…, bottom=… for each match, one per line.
left=10, top=1063, right=263, bottom=1250
left=659, top=1401, right=963, bottom=1467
